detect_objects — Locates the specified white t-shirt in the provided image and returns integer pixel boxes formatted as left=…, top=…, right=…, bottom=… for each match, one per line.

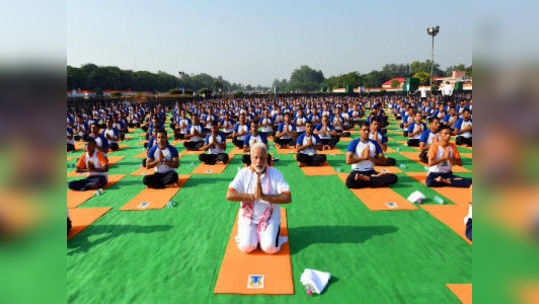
left=228, top=167, right=290, bottom=224
left=347, top=139, right=381, bottom=172
left=459, top=120, right=472, bottom=138
left=206, top=133, right=226, bottom=154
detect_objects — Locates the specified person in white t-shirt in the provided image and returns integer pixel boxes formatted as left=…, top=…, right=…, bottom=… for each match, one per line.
left=345, top=122, right=398, bottom=188
left=226, top=143, right=292, bottom=254
left=199, top=121, right=229, bottom=165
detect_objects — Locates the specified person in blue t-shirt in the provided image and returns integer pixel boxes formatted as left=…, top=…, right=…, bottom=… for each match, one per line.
left=242, top=121, right=272, bottom=166
left=199, top=121, right=229, bottom=165
left=275, top=113, right=297, bottom=149
left=453, top=109, right=472, bottom=147
left=144, top=130, right=180, bottom=189
left=407, top=113, right=427, bottom=147
left=296, top=121, right=326, bottom=166
left=419, top=117, right=440, bottom=163
left=345, top=122, right=398, bottom=188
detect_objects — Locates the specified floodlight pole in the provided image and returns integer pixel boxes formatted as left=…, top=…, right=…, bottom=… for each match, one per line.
left=427, top=25, right=440, bottom=87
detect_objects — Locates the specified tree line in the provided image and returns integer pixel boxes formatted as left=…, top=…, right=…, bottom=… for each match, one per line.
left=273, top=61, right=472, bottom=93
left=68, top=61, right=471, bottom=94
left=67, top=64, right=269, bottom=93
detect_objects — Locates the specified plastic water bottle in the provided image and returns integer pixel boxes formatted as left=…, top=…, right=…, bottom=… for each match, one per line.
left=303, top=282, right=315, bottom=296
left=396, top=147, right=401, bottom=152
left=166, top=201, right=176, bottom=208
left=434, top=195, right=444, bottom=205
left=336, top=167, right=342, bottom=173
left=399, top=163, right=407, bottom=169
left=94, top=188, right=104, bottom=197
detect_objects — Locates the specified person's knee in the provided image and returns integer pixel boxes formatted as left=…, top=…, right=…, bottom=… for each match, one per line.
left=425, top=176, right=435, bottom=187
left=237, top=240, right=257, bottom=253
left=142, top=175, right=151, bottom=186
left=260, top=241, right=280, bottom=254
left=68, top=181, right=77, bottom=190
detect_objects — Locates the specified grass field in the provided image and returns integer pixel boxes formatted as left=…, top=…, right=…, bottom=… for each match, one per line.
left=67, top=112, right=472, bottom=303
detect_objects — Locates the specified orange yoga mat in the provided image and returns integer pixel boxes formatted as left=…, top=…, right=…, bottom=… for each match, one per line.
left=446, top=284, right=472, bottom=304
left=229, top=147, right=246, bottom=155
left=137, top=141, right=146, bottom=146
left=299, top=162, right=337, bottom=176
left=68, top=207, right=112, bottom=240
left=172, top=139, right=187, bottom=146
left=340, top=137, right=353, bottom=142
left=397, top=141, right=420, bottom=150
left=374, top=166, right=403, bottom=174
left=421, top=205, right=471, bottom=244
left=192, top=157, right=232, bottom=174
left=399, top=152, right=470, bottom=173
left=67, top=174, right=126, bottom=208
left=130, top=166, right=156, bottom=176
left=110, top=144, right=129, bottom=152
left=457, top=144, right=472, bottom=151
left=214, top=208, right=293, bottom=295
left=406, top=172, right=472, bottom=207
left=74, top=141, right=86, bottom=151
left=108, top=155, right=126, bottom=165
left=179, top=150, right=205, bottom=157
left=318, top=148, right=344, bottom=155
left=461, top=153, right=472, bottom=159
left=133, top=151, right=147, bottom=158
left=274, top=146, right=296, bottom=154
left=67, top=156, right=77, bottom=161
left=336, top=173, right=417, bottom=211
left=120, top=175, right=191, bottom=211
left=385, top=147, right=397, bottom=153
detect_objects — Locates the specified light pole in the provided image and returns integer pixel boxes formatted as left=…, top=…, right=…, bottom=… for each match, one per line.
left=426, top=25, right=440, bottom=86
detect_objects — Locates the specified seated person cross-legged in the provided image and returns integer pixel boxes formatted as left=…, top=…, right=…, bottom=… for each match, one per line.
left=232, top=114, right=250, bottom=149
left=426, top=126, right=472, bottom=188
left=68, top=138, right=109, bottom=191
left=183, top=116, right=205, bottom=151
left=368, top=120, right=395, bottom=166
left=144, top=130, right=180, bottom=189
left=453, top=108, right=472, bottom=147
left=295, top=121, right=326, bottom=167
left=345, top=122, right=398, bottom=189
left=419, top=117, right=440, bottom=163
left=199, top=121, right=229, bottom=165
left=274, top=113, right=297, bottom=149
left=407, top=113, right=426, bottom=147
left=242, top=121, right=272, bottom=166
left=225, top=143, right=292, bottom=254
left=314, top=116, right=339, bottom=150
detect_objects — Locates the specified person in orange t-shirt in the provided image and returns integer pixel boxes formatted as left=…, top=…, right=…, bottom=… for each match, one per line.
left=426, top=126, right=471, bottom=187
left=68, top=138, right=109, bottom=191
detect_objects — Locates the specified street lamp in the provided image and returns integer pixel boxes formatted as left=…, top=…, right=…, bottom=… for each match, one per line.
left=426, top=25, right=440, bottom=86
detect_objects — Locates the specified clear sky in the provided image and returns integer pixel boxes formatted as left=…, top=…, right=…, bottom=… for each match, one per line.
left=66, top=0, right=473, bottom=86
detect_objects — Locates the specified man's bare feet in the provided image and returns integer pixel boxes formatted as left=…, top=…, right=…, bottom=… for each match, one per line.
left=354, top=173, right=370, bottom=182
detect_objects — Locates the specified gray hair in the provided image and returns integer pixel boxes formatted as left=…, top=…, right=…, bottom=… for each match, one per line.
left=250, top=142, right=267, bottom=155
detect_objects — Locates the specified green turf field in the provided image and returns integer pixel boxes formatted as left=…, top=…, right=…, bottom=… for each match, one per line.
left=67, top=113, right=472, bottom=303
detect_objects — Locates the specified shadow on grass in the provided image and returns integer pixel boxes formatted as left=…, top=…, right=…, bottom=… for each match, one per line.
left=68, top=224, right=173, bottom=255
left=288, top=225, right=398, bottom=254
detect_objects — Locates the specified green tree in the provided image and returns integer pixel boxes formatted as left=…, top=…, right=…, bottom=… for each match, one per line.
left=412, top=72, right=431, bottom=85
left=288, top=65, right=325, bottom=92
left=410, top=60, right=443, bottom=77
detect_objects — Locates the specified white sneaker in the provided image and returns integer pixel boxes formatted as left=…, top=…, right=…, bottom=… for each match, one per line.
left=279, top=236, right=288, bottom=246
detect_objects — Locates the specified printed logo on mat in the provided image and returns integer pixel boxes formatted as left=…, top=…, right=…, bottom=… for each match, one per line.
left=247, top=275, right=264, bottom=289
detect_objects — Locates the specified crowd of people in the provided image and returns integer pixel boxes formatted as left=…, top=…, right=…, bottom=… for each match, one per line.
left=67, top=93, right=473, bottom=246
